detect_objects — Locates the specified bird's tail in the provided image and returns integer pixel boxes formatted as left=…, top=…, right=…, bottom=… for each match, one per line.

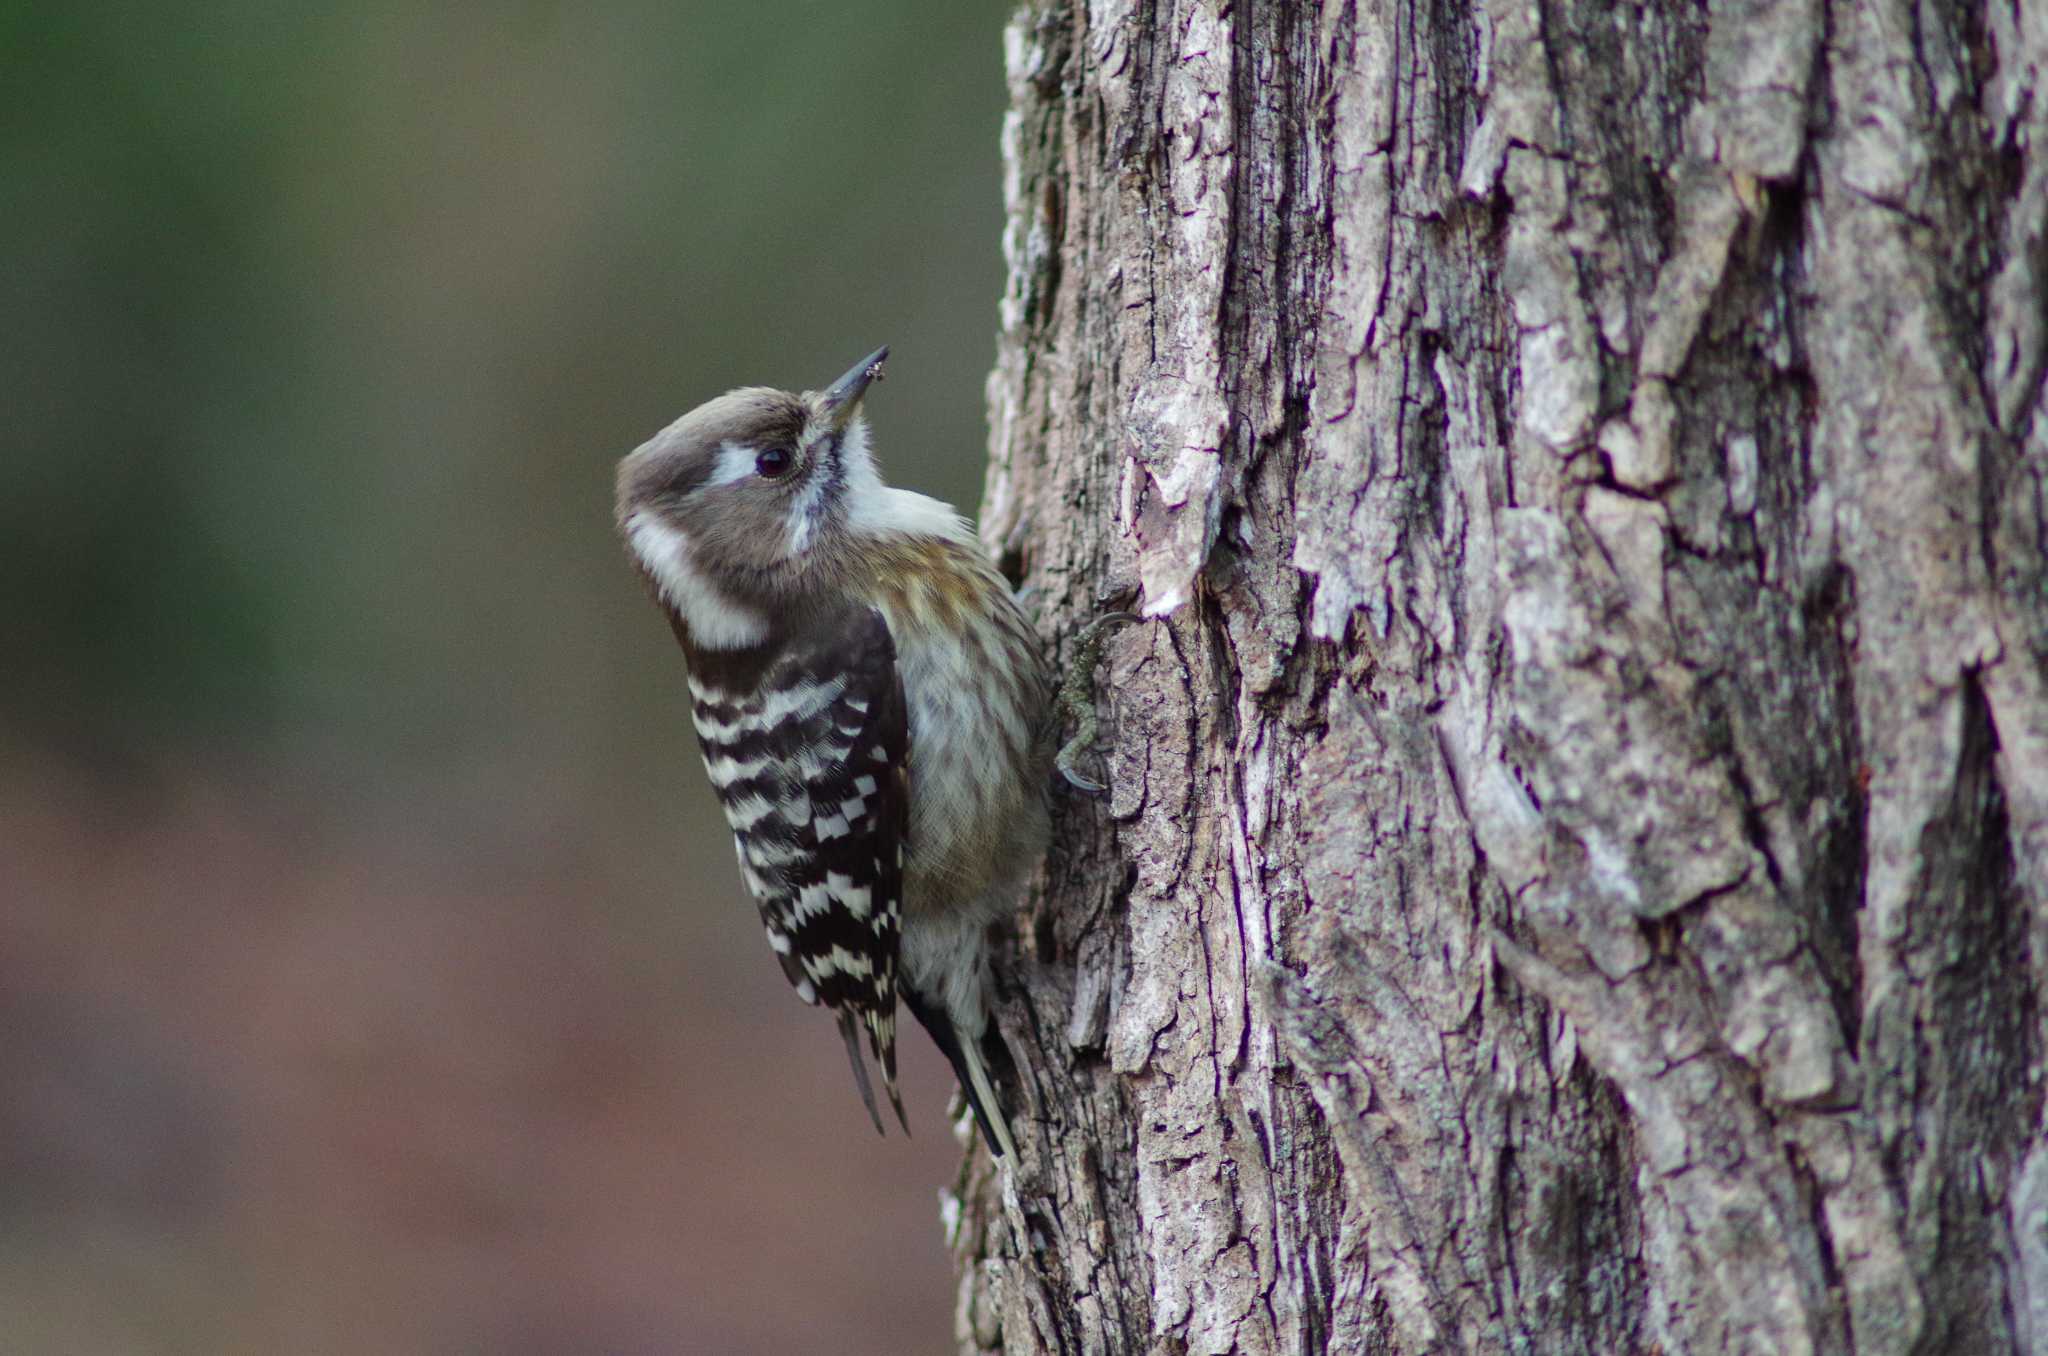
left=902, top=987, right=1017, bottom=1158
left=837, top=1008, right=910, bottom=1136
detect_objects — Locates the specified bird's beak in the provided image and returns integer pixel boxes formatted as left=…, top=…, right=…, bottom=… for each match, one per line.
left=817, top=346, right=888, bottom=432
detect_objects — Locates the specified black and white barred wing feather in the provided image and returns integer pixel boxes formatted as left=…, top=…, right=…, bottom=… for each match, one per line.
left=687, top=608, right=911, bottom=1133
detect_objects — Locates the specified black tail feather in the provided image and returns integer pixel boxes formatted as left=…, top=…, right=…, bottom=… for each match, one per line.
left=875, top=1020, right=911, bottom=1135
left=902, top=988, right=1011, bottom=1157
left=836, top=1010, right=886, bottom=1136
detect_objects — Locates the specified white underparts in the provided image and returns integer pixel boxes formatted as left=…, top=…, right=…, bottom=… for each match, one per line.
left=624, top=510, right=769, bottom=649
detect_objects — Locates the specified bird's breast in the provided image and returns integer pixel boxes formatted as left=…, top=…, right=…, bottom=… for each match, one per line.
left=863, top=542, right=1052, bottom=920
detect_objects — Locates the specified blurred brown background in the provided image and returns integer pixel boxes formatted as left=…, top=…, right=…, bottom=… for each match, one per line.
left=1, top=4, right=1009, bottom=1352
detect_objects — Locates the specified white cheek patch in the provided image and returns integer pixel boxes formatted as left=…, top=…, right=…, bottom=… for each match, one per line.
left=624, top=510, right=769, bottom=650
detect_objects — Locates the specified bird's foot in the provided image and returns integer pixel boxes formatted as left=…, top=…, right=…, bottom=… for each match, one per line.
left=1055, top=611, right=1141, bottom=793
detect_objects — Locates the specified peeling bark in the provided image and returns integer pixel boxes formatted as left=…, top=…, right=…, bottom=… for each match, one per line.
left=953, top=1, right=2048, bottom=1352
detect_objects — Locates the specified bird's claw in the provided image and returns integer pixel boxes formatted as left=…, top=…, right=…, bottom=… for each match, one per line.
left=1055, top=611, right=1141, bottom=793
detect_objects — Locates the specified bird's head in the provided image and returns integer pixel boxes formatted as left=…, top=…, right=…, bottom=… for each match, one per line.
left=616, top=347, right=889, bottom=644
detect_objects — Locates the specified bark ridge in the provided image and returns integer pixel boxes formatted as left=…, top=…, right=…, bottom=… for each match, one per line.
left=954, top=2, right=2048, bottom=1353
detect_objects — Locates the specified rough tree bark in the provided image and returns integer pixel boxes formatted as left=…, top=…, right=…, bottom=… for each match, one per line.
left=946, top=1, right=2048, bottom=1353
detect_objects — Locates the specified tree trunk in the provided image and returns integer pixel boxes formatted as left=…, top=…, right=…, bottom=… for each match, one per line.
left=949, top=1, right=2048, bottom=1353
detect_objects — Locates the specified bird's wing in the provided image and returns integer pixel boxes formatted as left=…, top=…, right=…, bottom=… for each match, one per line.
left=689, top=605, right=910, bottom=1133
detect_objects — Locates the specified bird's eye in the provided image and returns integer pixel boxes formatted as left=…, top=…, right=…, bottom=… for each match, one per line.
left=755, top=447, right=795, bottom=480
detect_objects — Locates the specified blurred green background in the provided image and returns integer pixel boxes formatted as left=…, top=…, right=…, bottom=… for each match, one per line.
left=1, top=3, right=1010, bottom=1351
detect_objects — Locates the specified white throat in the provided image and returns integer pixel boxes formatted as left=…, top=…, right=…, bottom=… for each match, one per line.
left=834, top=417, right=978, bottom=548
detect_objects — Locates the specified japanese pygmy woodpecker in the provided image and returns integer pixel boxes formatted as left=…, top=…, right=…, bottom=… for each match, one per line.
left=616, top=348, right=1048, bottom=1157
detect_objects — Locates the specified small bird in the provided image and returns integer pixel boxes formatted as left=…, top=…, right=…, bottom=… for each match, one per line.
left=616, top=347, right=1049, bottom=1158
